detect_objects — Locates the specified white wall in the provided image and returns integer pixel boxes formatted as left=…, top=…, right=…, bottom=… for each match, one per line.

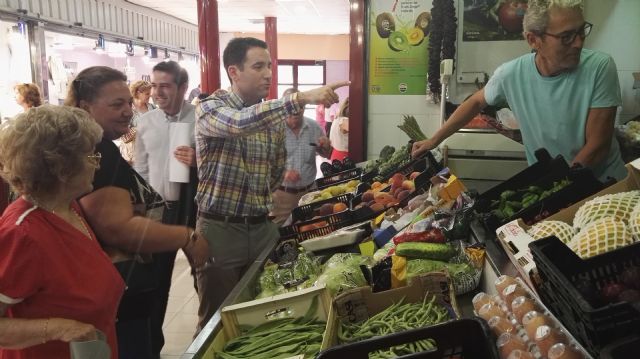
left=585, top=0, right=640, bottom=122
left=366, top=0, right=640, bottom=159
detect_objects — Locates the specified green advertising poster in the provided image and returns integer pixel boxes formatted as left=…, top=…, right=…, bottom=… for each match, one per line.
left=369, top=0, right=433, bottom=95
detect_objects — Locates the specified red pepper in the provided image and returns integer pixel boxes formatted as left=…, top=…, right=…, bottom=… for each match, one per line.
left=393, top=228, right=446, bottom=245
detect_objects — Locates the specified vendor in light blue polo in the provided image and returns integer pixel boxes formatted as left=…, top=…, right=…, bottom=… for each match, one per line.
left=412, top=0, right=626, bottom=182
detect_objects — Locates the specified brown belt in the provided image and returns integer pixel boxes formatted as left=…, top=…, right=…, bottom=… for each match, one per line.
left=277, top=183, right=314, bottom=194
left=199, top=211, right=269, bottom=225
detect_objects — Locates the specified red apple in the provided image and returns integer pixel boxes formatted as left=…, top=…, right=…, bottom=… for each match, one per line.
left=409, top=171, right=421, bottom=180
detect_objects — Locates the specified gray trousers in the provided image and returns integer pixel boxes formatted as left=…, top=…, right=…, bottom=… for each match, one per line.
left=194, top=216, right=279, bottom=333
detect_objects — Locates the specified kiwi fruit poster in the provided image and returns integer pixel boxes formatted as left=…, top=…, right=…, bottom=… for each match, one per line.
left=369, top=0, right=432, bottom=95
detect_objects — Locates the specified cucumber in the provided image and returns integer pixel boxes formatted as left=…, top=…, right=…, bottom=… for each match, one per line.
left=395, top=242, right=456, bottom=261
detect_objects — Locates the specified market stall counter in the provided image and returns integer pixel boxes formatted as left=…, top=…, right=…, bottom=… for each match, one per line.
left=180, top=218, right=513, bottom=359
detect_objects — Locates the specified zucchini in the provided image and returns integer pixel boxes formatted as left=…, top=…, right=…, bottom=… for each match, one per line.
left=395, top=242, right=456, bottom=261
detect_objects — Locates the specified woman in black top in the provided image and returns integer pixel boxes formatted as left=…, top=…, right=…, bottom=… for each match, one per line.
left=65, top=66, right=209, bottom=359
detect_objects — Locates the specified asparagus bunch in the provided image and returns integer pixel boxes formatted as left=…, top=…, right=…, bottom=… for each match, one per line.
left=398, top=115, right=427, bottom=141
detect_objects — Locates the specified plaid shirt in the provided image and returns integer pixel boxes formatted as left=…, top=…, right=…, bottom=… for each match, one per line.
left=195, top=89, right=303, bottom=216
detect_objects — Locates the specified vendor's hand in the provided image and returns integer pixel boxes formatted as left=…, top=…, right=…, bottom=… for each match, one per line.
left=48, top=318, right=97, bottom=343
left=174, top=146, right=196, bottom=167
left=299, top=81, right=350, bottom=107
left=411, top=139, right=436, bottom=158
left=284, top=170, right=301, bottom=183
left=183, top=231, right=210, bottom=268
left=316, top=136, right=332, bottom=157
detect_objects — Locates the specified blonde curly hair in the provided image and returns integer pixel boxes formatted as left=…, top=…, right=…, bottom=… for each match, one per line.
left=129, top=80, right=152, bottom=99
left=0, top=105, right=103, bottom=197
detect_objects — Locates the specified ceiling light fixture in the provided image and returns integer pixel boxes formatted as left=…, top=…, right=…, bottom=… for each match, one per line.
left=93, top=34, right=105, bottom=54
left=125, top=40, right=134, bottom=56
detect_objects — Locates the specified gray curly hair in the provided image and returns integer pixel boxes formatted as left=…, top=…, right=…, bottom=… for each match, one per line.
left=523, top=0, right=584, bottom=34
left=0, top=105, right=103, bottom=197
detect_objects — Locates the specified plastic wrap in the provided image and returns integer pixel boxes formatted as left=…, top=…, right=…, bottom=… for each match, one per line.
left=315, top=253, right=372, bottom=296
left=255, top=250, right=322, bottom=299
left=433, top=192, right=475, bottom=240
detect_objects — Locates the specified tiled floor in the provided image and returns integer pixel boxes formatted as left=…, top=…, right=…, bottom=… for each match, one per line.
left=159, top=156, right=330, bottom=358
left=160, top=251, right=199, bottom=358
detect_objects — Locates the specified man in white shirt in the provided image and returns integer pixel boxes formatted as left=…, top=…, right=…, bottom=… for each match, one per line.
left=133, top=60, right=197, bottom=357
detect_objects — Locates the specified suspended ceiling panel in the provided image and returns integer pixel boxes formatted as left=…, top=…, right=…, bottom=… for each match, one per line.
left=127, top=0, right=351, bottom=35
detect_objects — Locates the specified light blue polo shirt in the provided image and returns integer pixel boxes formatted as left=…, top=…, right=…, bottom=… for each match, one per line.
left=484, top=48, right=626, bottom=181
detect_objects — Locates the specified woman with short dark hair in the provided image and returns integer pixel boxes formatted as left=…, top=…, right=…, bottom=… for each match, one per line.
left=65, top=66, right=210, bottom=359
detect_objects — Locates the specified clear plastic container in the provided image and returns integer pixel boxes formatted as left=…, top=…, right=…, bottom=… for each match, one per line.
left=522, top=311, right=553, bottom=340
left=495, top=275, right=518, bottom=294
left=501, top=284, right=529, bottom=311
left=497, top=332, right=528, bottom=359
left=506, top=350, right=535, bottom=359
left=473, top=292, right=496, bottom=312
left=488, top=315, right=517, bottom=337
left=511, top=296, right=538, bottom=324
left=548, top=343, right=584, bottom=359
left=534, top=325, right=568, bottom=358
left=478, top=302, right=506, bottom=322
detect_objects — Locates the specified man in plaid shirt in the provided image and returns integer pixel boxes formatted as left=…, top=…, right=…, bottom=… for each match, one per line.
left=194, top=37, right=348, bottom=331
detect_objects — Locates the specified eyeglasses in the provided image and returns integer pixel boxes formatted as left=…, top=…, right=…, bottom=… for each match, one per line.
left=540, top=22, right=593, bottom=45
left=87, top=152, right=102, bottom=166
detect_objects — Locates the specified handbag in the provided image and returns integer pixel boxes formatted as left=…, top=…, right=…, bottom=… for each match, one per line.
left=112, top=256, right=158, bottom=321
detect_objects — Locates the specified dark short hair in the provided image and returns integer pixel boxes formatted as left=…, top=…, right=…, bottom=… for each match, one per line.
left=223, top=37, right=268, bottom=82
left=152, top=60, right=189, bottom=87
left=64, top=66, right=127, bottom=107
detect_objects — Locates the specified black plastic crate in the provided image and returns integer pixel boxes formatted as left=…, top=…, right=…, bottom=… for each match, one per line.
left=350, top=169, right=432, bottom=223
left=362, top=149, right=442, bottom=185
left=317, top=318, right=499, bottom=359
left=278, top=224, right=297, bottom=240
left=292, top=208, right=353, bottom=242
left=476, top=149, right=607, bottom=232
left=316, top=168, right=362, bottom=189
left=601, top=335, right=640, bottom=359
left=476, top=148, right=559, bottom=211
left=480, top=167, right=606, bottom=231
left=529, top=236, right=640, bottom=356
left=291, top=193, right=353, bottom=223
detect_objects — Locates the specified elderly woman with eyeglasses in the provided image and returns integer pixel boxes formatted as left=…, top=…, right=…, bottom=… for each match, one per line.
left=0, top=105, right=123, bottom=358
left=64, top=66, right=209, bottom=359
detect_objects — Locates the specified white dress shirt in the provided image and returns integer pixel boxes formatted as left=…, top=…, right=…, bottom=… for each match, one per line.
left=134, top=101, right=196, bottom=201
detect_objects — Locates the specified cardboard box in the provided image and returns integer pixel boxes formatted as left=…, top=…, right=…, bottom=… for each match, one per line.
left=495, top=219, right=538, bottom=289
left=545, top=160, right=640, bottom=224
left=217, top=285, right=333, bottom=358
left=495, top=160, right=640, bottom=288
left=324, top=272, right=460, bottom=348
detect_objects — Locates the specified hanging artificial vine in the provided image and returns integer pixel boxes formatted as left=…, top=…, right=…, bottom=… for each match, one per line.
left=428, top=0, right=457, bottom=102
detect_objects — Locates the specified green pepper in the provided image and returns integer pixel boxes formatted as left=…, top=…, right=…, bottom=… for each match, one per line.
left=527, top=186, right=543, bottom=194
left=503, top=206, right=516, bottom=218
left=522, top=194, right=539, bottom=208
left=506, top=201, right=522, bottom=210
left=491, top=209, right=505, bottom=220
left=500, top=190, right=517, bottom=201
